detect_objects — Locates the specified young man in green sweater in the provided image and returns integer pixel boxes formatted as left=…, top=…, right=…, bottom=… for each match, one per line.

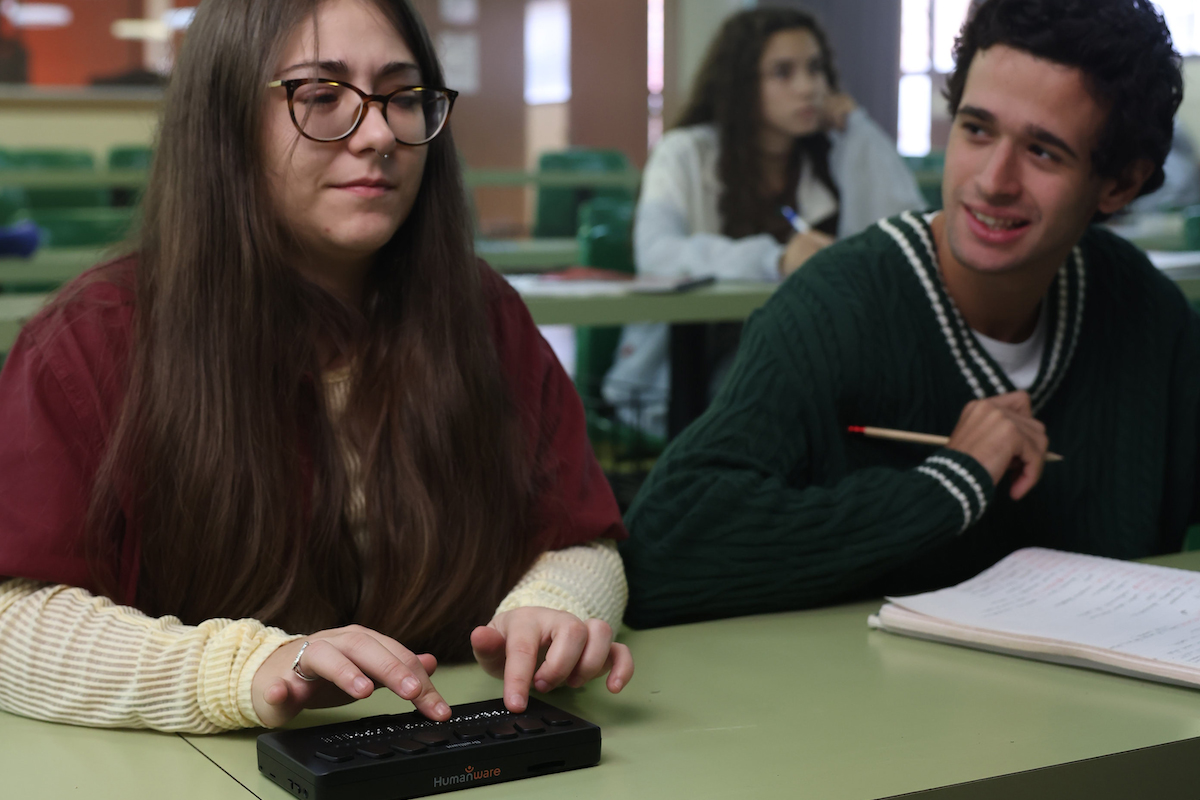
left=622, top=0, right=1200, bottom=628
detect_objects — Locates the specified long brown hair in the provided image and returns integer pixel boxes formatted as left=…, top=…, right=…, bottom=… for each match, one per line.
left=87, top=0, right=538, bottom=659
left=676, top=8, right=840, bottom=240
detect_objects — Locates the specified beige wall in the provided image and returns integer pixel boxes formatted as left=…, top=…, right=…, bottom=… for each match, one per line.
left=675, top=0, right=749, bottom=105
left=525, top=101, right=569, bottom=221
left=0, top=104, right=159, bottom=163
left=416, top=0, right=528, bottom=237
left=663, top=0, right=749, bottom=127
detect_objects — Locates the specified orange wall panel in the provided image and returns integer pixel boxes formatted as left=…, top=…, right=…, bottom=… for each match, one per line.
left=417, top=0, right=528, bottom=235
left=569, top=0, right=648, bottom=168
left=21, top=1, right=142, bottom=86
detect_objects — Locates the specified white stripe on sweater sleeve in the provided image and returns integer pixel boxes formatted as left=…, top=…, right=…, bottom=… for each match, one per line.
left=0, top=578, right=297, bottom=733
left=493, top=539, right=628, bottom=632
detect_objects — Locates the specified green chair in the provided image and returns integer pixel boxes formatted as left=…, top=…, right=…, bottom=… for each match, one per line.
left=2, top=149, right=110, bottom=209
left=0, top=150, right=28, bottom=225
left=571, top=197, right=663, bottom=507
left=1186, top=525, right=1200, bottom=552
left=573, top=196, right=635, bottom=400
left=107, top=146, right=153, bottom=207
left=1182, top=302, right=1200, bottom=553
left=0, top=186, right=25, bottom=226
left=29, top=207, right=136, bottom=247
left=533, top=148, right=635, bottom=238
left=107, top=145, right=153, bottom=170
left=904, top=151, right=944, bottom=211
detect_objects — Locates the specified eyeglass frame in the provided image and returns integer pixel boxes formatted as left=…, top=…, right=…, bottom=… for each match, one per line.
left=267, top=78, right=459, bottom=145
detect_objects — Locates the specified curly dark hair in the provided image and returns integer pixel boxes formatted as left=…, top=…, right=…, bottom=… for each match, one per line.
left=946, top=0, right=1182, bottom=199
left=676, top=8, right=839, bottom=240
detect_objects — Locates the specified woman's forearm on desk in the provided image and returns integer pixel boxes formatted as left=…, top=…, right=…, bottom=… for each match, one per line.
left=0, top=578, right=296, bottom=732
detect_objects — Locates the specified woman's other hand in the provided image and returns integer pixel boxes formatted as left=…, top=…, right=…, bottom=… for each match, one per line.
left=252, top=625, right=450, bottom=728
left=822, top=92, right=857, bottom=131
left=471, top=608, right=634, bottom=713
left=779, top=229, right=835, bottom=276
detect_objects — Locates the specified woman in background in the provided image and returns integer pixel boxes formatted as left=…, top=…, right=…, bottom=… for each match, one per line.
left=0, top=0, right=630, bottom=733
left=604, top=7, right=924, bottom=438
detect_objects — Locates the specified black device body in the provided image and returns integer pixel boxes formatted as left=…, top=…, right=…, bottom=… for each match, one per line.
left=257, top=697, right=601, bottom=800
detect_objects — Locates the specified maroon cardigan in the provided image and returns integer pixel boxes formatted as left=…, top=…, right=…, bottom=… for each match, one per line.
left=0, top=256, right=625, bottom=605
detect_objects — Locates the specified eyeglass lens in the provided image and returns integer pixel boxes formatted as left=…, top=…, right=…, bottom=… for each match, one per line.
left=292, top=84, right=450, bottom=143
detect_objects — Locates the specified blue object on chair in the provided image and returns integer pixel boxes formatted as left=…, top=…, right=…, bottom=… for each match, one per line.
left=0, top=219, right=41, bottom=257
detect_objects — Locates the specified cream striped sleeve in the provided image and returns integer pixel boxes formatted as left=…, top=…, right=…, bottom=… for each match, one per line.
left=0, top=578, right=298, bottom=733
left=493, top=539, right=628, bottom=632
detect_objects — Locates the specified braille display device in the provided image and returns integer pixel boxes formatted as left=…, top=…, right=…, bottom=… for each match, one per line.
left=257, top=697, right=601, bottom=800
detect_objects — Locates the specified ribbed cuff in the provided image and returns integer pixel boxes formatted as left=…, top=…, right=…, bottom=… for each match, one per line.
left=495, top=585, right=594, bottom=626
left=236, top=627, right=302, bottom=728
left=492, top=540, right=628, bottom=632
left=914, top=448, right=995, bottom=534
left=196, top=620, right=300, bottom=730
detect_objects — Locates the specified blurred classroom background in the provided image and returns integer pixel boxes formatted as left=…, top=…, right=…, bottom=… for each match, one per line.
left=2, top=0, right=1200, bottom=505
left=2, top=0, right=1199, bottom=215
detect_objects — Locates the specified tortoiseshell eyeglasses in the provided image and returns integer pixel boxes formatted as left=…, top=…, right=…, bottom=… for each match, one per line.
left=267, top=78, right=458, bottom=145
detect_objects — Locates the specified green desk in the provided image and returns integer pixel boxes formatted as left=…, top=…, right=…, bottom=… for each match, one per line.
left=475, top=238, right=579, bottom=272
left=6, top=552, right=1200, bottom=798
left=0, top=240, right=576, bottom=293
left=0, top=169, right=641, bottom=192
left=517, top=281, right=776, bottom=326
left=0, top=280, right=775, bottom=353
left=2, top=719, right=251, bottom=800
left=1152, top=255, right=1200, bottom=301
left=463, top=169, right=641, bottom=191
left=0, top=169, right=147, bottom=189
left=0, top=293, right=50, bottom=352
left=0, top=246, right=110, bottom=289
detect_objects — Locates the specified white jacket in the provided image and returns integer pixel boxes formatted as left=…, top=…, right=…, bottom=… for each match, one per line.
left=602, top=110, right=925, bottom=438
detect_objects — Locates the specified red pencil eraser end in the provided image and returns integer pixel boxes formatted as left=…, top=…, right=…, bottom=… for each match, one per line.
left=847, top=425, right=865, bottom=434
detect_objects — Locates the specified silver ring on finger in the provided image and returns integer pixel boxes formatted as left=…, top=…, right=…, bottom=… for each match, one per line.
left=291, top=640, right=319, bottom=682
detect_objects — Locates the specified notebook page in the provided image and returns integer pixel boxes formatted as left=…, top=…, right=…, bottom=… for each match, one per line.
left=887, top=548, right=1200, bottom=666
left=504, top=275, right=630, bottom=297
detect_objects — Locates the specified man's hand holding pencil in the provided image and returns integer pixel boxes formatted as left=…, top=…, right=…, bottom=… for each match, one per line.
left=849, top=392, right=1052, bottom=499
left=944, top=391, right=1050, bottom=500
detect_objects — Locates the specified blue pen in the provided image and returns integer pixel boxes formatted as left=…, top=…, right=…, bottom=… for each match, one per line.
left=780, top=205, right=811, bottom=235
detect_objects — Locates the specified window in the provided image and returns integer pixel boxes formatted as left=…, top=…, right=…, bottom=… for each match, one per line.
left=524, top=0, right=570, bottom=105
left=647, top=0, right=664, bottom=147
left=897, top=0, right=1199, bottom=157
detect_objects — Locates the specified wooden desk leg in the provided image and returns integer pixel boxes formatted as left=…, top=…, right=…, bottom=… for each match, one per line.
left=668, top=323, right=709, bottom=440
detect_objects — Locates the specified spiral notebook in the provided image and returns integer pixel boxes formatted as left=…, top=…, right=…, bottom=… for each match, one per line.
left=869, top=547, right=1200, bottom=689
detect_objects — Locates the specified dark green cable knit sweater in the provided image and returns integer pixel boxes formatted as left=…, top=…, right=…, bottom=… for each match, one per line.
left=621, top=211, right=1200, bottom=629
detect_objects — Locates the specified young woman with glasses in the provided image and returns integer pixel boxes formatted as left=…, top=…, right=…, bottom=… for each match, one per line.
left=0, top=0, right=632, bottom=733
left=603, top=8, right=926, bottom=438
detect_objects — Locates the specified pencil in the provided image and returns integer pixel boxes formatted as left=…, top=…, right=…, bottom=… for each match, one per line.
left=847, top=425, right=1063, bottom=462
left=780, top=205, right=811, bottom=235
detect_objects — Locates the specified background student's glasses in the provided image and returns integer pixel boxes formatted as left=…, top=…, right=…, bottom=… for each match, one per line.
left=267, top=78, right=459, bottom=145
